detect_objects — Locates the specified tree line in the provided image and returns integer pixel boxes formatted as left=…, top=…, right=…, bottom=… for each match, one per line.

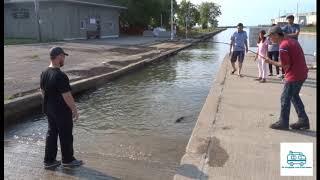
left=117, top=0, right=221, bottom=30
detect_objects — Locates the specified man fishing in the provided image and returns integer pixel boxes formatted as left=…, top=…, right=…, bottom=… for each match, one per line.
left=264, top=26, right=310, bottom=130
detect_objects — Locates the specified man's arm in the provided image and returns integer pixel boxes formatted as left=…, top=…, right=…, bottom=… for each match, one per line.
left=62, top=91, right=79, bottom=121
left=286, top=31, right=300, bottom=39
left=265, top=57, right=281, bottom=66
left=265, top=49, right=290, bottom=70
left=244, top=39, right=248, bottom=53
left=284, top=24, right=300, bottom=39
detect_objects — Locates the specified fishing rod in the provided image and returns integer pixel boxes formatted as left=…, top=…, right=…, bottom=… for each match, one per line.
left=207, top=40, right=316, bottom=58
left=207, top=41, right=268, bottom=60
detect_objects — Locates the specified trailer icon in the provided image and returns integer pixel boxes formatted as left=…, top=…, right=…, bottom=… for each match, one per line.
left=287, top=151, right=306, bottom=166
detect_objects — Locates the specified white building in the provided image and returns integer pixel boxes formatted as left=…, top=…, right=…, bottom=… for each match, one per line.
left=271, top=12, right=316, bottom=26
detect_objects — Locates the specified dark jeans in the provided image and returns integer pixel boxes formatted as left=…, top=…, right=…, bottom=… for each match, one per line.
left=279, top=80, right=309, bottom=126
left=44, top=110, right=75, bottom=164
left=268, top=51, right=279, bottom=75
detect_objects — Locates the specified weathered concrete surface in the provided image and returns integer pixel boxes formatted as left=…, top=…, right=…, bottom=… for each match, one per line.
left=4, top=29, right=226, bottom=127
left=4, top=131, right=189, bottom=180
left=175, top=54, right=316, bottom=179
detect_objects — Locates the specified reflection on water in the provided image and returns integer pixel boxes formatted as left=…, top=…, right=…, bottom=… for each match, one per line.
left=299, top=34, right=317, bottom=55
left=75, top=43, right=225, bottom=137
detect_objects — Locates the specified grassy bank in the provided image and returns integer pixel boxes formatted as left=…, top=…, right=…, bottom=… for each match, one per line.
left=4, top=38, right=59, bottom=45
left=4, top=38, right=39, bottom=45
left=176, top=27, right=222, bottom=38
left=300, top=26, right=316, bottom=33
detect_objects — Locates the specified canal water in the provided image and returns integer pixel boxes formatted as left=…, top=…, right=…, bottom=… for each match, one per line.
left=4, top=28, right=316, bottom=180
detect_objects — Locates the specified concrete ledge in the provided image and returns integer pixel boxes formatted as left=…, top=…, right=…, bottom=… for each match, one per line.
left=4, top=29, right=226, bottom=127
left=158, top=31, right=171, bottom=38
left=174, top=55, right=229, bottom=180
left=4, top=92, right=43, bottom=126
left=143, top=30, right=154, bottom=37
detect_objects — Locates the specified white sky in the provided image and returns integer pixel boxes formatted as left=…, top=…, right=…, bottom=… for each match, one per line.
left=176, top=0, right=317, bottom=26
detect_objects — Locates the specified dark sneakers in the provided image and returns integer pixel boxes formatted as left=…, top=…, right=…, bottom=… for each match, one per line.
left=259, top=79, right=266, bottom=83
left=62, top=159, right=84, bottom=168
left=44, top=160, right=61, bottom=169
left=269, top=121, right=289, bottom=130
left=270, top=121, right=310, bottom=130
left=290, top=121, right=310, bottom=130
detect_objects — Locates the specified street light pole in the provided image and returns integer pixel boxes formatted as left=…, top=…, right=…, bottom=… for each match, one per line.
left=185, top=16, right=187, bottom=39
left=296, top=1, right=299, bottom=24
left=171, top=0, right=173, bottom=40
left=34, top=0, right=42, bottom=42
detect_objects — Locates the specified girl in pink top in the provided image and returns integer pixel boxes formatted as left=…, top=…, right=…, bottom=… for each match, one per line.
left=254, top=30, right=269, bottom=83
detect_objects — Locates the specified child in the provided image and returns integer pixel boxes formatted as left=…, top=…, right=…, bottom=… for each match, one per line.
left=254, top=30, right=269, bottom=83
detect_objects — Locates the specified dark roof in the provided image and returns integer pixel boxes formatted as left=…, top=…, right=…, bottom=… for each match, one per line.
left=4, top=0, right=127, bottom=9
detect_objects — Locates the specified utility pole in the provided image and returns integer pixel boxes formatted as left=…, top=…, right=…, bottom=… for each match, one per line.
left=296, top=1, right=299, bottom=24
left=185, top=16, right=187, bottom=39
left=34, top=0, right=42, bottom=42
left=170, top=0, right=173, bottom=40
left=278, top=9, right=280, bottom=24
left=185, top=2, right=189, bottom=39
left=161, top=13, right=163, bottom=28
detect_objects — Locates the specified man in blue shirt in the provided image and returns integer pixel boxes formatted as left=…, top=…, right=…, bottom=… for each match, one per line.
left=282, top=15, right=300, bottom=40
left=229, top=23, right=248, bottom=77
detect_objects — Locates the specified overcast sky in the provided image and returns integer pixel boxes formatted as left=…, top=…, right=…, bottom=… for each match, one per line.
left=176, top=0, right=316, bottom=26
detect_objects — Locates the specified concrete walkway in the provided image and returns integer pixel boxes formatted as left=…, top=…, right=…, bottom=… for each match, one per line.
left=175, top=53, right=316, bottom=179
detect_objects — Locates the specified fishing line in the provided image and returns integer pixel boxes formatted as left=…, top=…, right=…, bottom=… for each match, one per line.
left=206, top=40, right=316, bottom=59
left=206, top=41, right=268, bottom=59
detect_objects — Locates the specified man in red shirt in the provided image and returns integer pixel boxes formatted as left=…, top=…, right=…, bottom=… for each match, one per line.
left=264, top=26, right=309, bottom=130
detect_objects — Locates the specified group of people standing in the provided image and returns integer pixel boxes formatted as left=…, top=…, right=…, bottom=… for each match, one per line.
left=229, top=15, right=310, bottom=130
left=254, top=15, right=300, bottom=83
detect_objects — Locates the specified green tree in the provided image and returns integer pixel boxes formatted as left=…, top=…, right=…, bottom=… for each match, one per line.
left=199, top=2, right=221, bottom=29
left=118, top=0, right=178, bottom=29
left=177, top=0, right=200, bottom=29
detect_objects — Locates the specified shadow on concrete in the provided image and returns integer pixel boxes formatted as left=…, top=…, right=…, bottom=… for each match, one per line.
left=48, top=166, right=120, bottom=180
left=176, top=164, right=208, bottom=180
left=287, top=129, right=317, bottom=138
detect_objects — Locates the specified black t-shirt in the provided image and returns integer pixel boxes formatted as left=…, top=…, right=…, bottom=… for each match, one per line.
left=40, top=67, right=72, bottom=114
